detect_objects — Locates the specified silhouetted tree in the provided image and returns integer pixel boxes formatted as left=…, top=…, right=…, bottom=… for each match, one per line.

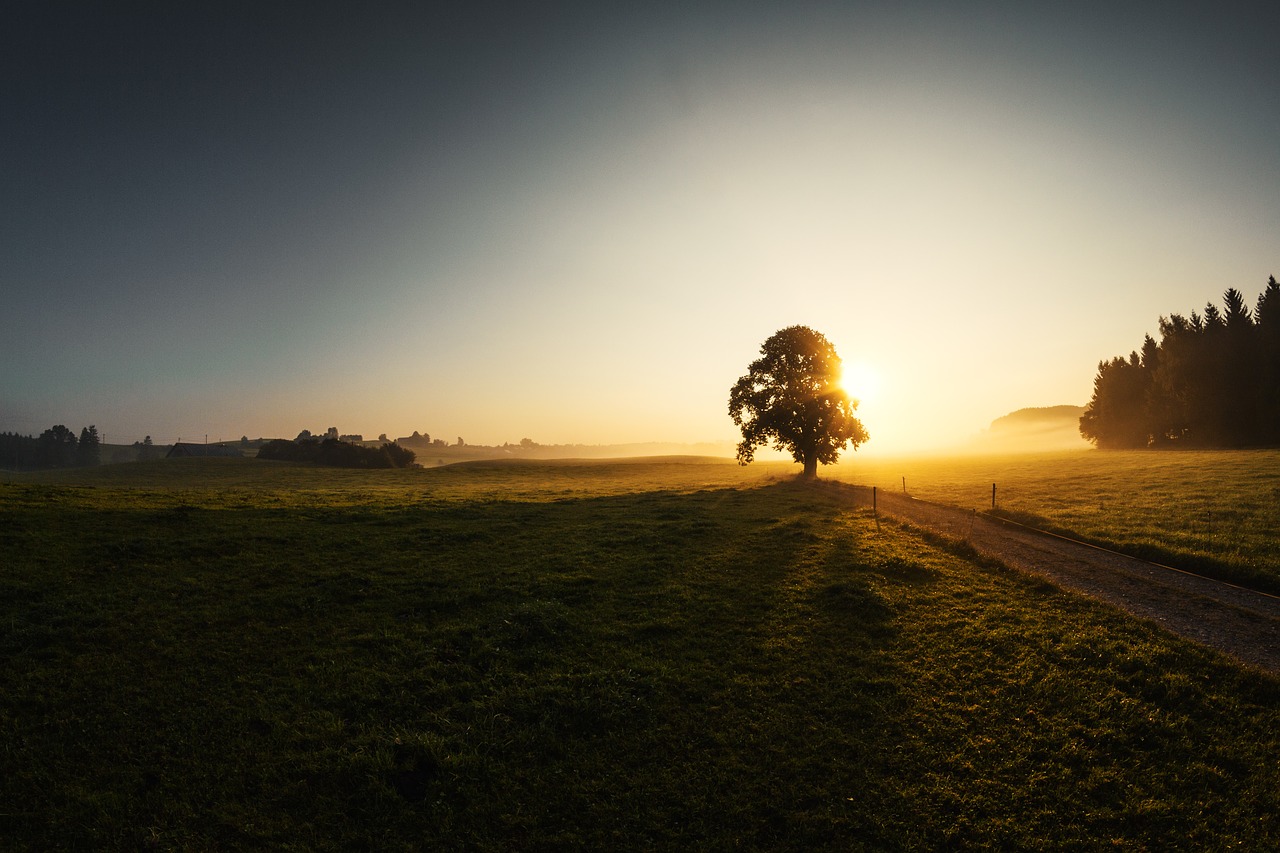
left=1218, top=288, right=1256, bottom=444
left=1082, top=278, right=1280, bottom=448
left=1150, top=312, right=1202, bottom=442
left=1080, top=353, right=1151, bottom=448
left=37, top=425, right=78, bottom=468
left=1256, top=276, right=1280, bottom=441
left=729, top=325, right=868, bottom=478
left=1, top=432, right=39, bottom=470
left=381, top=442, right=416, bottom=468
left=76, top=425, right=101, bottom=466
left=134, top=435, right=160, bottom=461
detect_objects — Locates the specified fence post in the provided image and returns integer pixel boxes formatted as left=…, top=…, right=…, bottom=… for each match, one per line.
left=992, top=483, right=997, bottom=510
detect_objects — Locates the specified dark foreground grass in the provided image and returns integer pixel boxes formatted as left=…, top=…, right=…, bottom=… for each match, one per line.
left=2, top=460, right=1278, bottom=849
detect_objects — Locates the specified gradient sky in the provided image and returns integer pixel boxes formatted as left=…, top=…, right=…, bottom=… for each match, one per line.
left=5, top=2, right=1279, bottom=454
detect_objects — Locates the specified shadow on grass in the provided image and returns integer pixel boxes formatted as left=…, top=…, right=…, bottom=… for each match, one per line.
left=1, top=479, right=911, bottom=850
left=9, top=474, right=1278, bottom=850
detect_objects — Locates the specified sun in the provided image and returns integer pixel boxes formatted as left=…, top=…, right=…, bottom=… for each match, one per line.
left=839, top=361, right=882, bottom=405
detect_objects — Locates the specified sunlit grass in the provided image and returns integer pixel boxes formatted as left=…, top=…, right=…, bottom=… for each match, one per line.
left=839, top=448, right=1280, bottom=592
left=2, top=458, right=1277, bottom=848
left=3, top=455, right=795, bottom=506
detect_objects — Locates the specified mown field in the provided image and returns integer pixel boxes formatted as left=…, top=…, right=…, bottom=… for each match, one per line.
left=842, top=448, right=1280, bottom=593
left=2, top=456, right=1278, bottom=849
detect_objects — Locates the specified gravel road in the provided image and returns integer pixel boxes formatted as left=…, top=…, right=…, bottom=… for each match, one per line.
left=850, top=486, right=1280, bottom=677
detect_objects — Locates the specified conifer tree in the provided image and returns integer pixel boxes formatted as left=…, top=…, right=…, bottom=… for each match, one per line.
left=1081, top=277, right=1280, bottom=448
left=76, top=425, right=101, bottom=466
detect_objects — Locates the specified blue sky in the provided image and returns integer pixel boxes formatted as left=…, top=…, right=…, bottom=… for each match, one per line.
left=4, top=2, right=1278, bottom=453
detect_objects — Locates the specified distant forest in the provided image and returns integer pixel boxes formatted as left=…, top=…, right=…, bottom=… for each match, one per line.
left=1, top=425, right=104, bottom=470
left=1080, top=276, right=1280, bottom=448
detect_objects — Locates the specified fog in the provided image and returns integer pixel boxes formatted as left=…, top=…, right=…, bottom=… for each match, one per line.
left=965, top=406, right=1091, bottom=455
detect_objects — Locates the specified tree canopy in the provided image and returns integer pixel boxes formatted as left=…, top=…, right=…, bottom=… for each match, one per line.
left=1080, top=276, right=1280, bottom=448
left=729, top=325, right=868, bottom=477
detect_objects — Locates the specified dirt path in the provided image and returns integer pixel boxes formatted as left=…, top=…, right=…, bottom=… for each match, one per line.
left=849, top=486, right=1280, bottom=677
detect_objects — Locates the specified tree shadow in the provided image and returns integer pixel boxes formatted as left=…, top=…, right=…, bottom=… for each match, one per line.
left=5, top=477, right=913, bottom=850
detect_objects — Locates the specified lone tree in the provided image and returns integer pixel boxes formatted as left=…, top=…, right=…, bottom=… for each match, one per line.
left=729, top=325, right=869, bottom=478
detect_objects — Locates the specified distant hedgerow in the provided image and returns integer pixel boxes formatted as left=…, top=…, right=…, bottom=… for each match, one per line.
left=257, top=437, right=416, bottom=468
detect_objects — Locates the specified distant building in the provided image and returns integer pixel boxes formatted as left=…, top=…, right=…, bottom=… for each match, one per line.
left=396, top=431, right=432, bottom=448
left=165, top=442, right=244, bottom=459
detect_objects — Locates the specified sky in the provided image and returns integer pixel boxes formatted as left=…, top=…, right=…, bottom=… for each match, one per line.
left=4, top=1, right=1279, bottom=455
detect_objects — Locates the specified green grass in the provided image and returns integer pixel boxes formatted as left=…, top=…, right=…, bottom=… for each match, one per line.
left=9, top=455, right=795, bottom=504
left=841, top=448, right=1280, bottom=593
left=2, top=458, right=1278, bottom=849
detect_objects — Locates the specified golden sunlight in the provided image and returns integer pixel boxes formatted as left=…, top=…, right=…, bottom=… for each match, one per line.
left=840, top=361, right=882, bottom=404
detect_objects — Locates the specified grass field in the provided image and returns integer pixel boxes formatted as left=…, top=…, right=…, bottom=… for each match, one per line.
left=840, top=448, right=1280, bottom=593
left=3, top=457, right=1278, bottom=849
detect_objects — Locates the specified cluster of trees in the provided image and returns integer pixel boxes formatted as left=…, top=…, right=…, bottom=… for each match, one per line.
left=257, top=437, right=416, bottom=468
left=133, top=436, right=162, bottom=461
left=396, top=431, right=464, bottom=448
left=1080, top=277, right=1280, bottom=448
left=1, top=425, right=101, bottom=470
left=294, top=427, right=364, bottom=443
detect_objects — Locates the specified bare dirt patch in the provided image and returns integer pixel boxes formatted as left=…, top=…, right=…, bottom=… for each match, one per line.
left=850, top=485, right=1280, bottom=676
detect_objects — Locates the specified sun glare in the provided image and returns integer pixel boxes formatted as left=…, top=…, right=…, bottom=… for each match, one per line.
left=841, top=362, right=882, bottom=404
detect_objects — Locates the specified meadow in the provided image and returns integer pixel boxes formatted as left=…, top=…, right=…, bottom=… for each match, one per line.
left=843, top=448, right=1280, bottom=593
left=2, top=456, right=1278, bottom=849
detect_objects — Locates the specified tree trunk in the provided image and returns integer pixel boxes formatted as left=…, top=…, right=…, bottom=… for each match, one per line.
left=802, top=455, right=818, bottom=479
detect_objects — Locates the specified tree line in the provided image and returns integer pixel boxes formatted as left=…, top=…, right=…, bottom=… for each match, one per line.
left=1, top=425, right=101, bottom=470
left=1080, top=276, right=1280, bottom=448
left=257, top=437, right=416, bottom=468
